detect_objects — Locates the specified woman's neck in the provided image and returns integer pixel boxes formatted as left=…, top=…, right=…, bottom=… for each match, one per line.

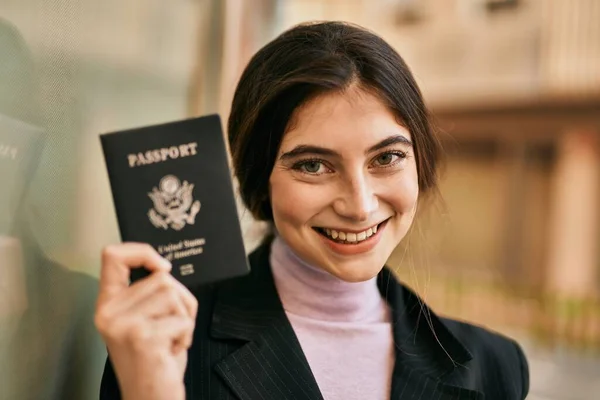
left=269, top=235, right=388, bottom=322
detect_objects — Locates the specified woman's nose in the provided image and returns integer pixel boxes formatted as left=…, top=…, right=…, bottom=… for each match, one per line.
left=333, top=175, right=378, bottom=222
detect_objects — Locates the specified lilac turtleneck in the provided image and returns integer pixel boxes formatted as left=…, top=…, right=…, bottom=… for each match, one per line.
left=269, top=235, right=395, bottom=400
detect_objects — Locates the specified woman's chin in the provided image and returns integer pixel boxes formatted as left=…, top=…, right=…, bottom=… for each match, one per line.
left=321, top=259, right=384, bottom=283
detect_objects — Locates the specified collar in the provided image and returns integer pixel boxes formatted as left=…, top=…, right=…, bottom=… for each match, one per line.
left=269, top=234, right=389, bottom=322
left=209, top=238, right=481, bottom=400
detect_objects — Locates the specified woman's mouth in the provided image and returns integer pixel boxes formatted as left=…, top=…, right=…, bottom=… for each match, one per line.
left=312, top=219, right=389, bottom=255
left=313, top=219, right=389, bottom=245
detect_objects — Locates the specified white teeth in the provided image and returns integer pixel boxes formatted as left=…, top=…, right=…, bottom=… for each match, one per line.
left=321, top=223, right=381, bottom=243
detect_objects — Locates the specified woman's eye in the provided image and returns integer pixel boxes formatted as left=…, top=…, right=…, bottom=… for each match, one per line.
left=292, top=160, right=329, bottom=174
left=373, top=151, right=405, bottom=167
left=377, top=153, right=395, bottom=165
left=302, top=161, right=323, bottom=173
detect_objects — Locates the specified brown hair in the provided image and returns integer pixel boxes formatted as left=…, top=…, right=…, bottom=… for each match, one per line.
left=228, top=21, right=440, bottom=221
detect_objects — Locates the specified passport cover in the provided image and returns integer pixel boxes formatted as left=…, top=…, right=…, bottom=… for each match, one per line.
left=0, top=114, right=45, bottom=235
left=100, top=114, right=250, bottom=288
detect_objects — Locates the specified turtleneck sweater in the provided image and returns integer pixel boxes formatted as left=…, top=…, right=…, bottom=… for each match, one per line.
left=269, top=235, right=395, bottom=400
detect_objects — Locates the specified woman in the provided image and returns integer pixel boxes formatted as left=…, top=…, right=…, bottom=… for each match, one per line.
left=95, top=21, right=529, bottom=400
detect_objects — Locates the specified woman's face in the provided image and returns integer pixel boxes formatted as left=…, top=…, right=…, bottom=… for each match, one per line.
left=269, top=86, right=419, bottom=282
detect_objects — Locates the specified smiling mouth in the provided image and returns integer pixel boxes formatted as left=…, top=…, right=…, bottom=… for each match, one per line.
left=313, top=219, right=389, bottom=245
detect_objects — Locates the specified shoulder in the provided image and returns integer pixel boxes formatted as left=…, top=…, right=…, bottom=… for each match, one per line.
left=441, top=316, right=530, bottom=397
left=386, top=271, right=530, bottom=399
left=441, top=316, right=521, bottom=352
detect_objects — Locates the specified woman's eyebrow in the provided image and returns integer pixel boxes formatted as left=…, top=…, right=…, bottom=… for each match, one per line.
left=366, top=135, right=413, bottom=154
left=279, top=134, right=413, bottom=160
left=279, top=145, right=339, bottom=160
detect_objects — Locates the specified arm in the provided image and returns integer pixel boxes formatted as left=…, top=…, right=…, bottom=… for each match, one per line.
left=94, top=243, right=197, bottom=400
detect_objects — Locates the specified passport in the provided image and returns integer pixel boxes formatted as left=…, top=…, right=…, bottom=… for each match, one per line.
left=0, top=114, right=45, bottom=235
left=100, top=115, right=250, bottom=288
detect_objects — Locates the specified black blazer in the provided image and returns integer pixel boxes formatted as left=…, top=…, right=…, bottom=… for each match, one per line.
left=100, top=239, right=529, bottom=400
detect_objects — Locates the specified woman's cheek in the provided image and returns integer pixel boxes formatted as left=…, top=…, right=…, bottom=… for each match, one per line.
left=271, top=177, right=335, bottom=223
left=377, top=173, right=419, bottom=213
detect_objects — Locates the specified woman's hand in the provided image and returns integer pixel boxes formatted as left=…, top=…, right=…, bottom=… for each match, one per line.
left=94, top=243, right=198, bottom=400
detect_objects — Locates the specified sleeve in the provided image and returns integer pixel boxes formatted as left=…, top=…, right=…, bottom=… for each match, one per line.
left=513, top=341, right=530, bottom=400
left=99, top=355, right=123, bottom=400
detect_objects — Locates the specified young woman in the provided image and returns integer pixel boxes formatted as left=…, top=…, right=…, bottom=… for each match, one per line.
left=95, top=21, right=529, bottom=400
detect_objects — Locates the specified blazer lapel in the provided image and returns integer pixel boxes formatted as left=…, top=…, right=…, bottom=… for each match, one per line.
left=389, top=363, right=485, bottom=400
left=209, top=242, right=323, bottom=400
left=378, top=269, right=485, bottom=400
left=209, top=239, right=484, bottom=400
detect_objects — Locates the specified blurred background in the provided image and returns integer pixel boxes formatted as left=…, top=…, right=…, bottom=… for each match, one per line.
left=0, top=0, right=599, bottom=399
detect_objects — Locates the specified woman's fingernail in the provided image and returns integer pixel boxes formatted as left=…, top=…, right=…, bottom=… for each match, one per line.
left=160, top=258, right=172, bottom=270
